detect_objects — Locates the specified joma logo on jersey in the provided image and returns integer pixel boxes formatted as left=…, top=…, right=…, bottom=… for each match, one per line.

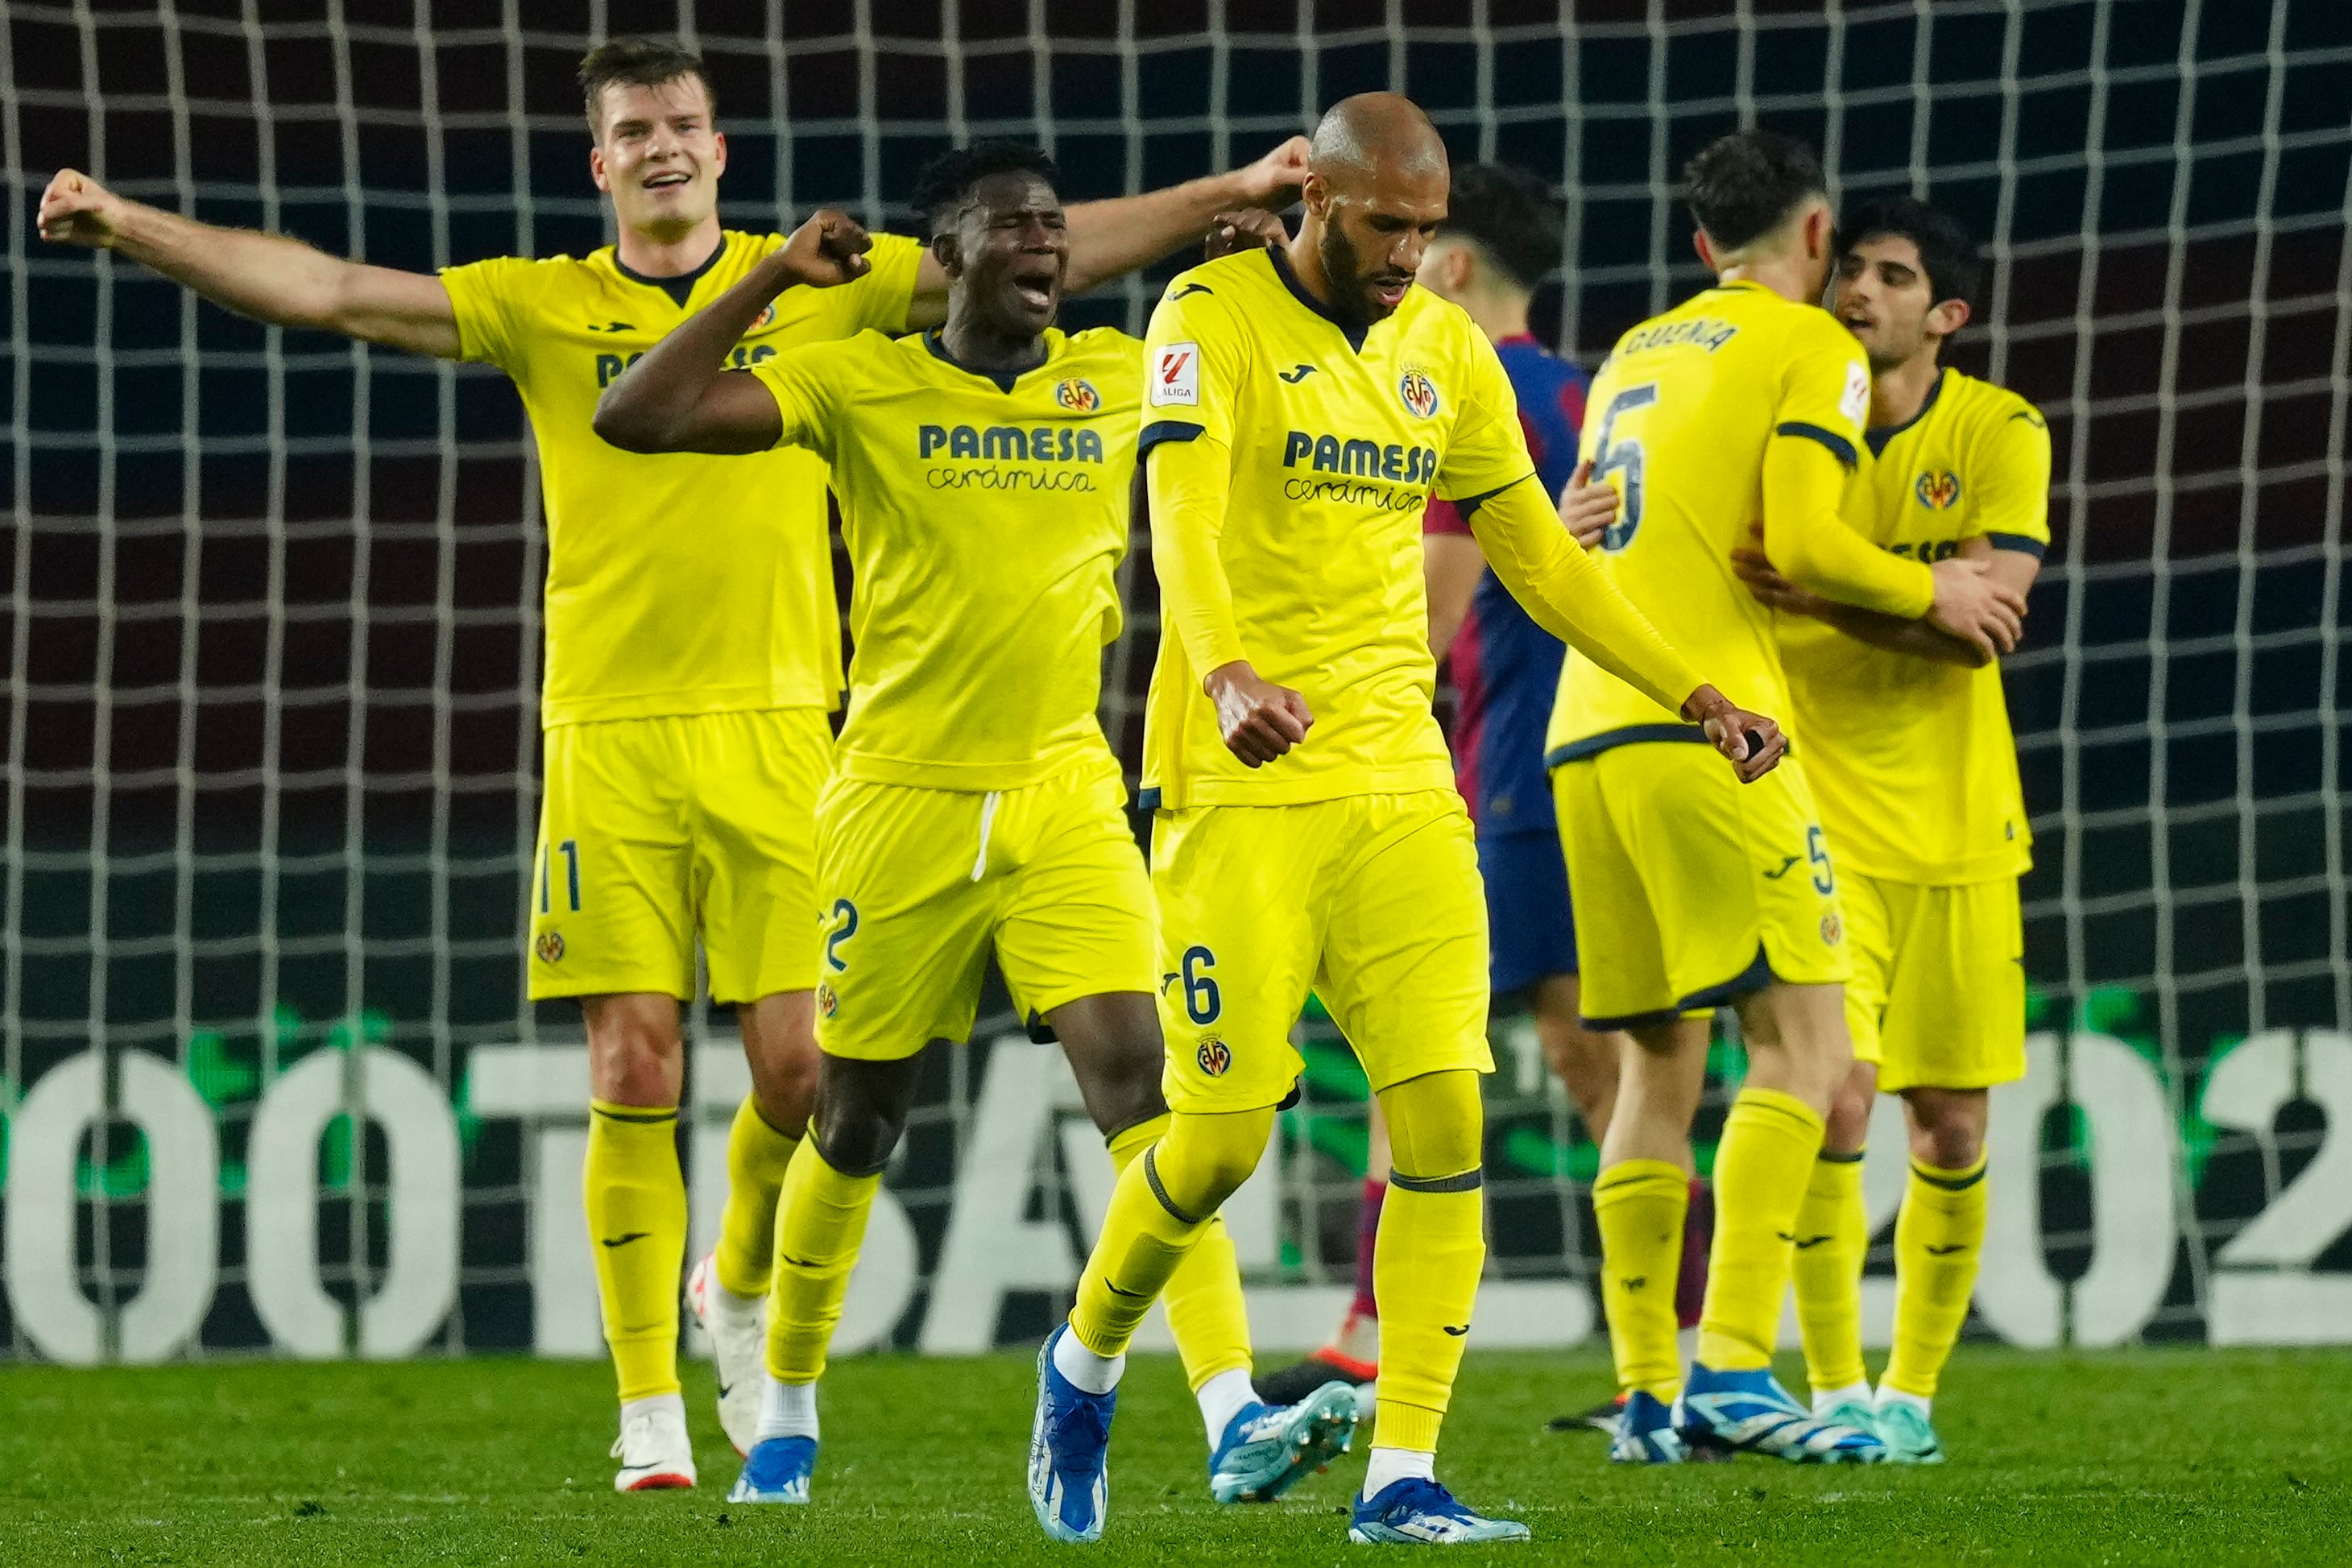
left=917, top=424, right=1106, bottom=462
left=1915, top=470, right=1962, bottom=509
left=595, top=343, right=772, bottom=387
left=1281, top=431, right=1439, bottom=483
left=1054, top=378, right=1100, bottom=413
left=1397, top=368, right=1440, bottom=418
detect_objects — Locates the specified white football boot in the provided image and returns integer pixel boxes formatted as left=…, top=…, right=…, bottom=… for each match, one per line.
left=687, top=1252, right=764, bottom=1457
left=611, top=1398, right=697, bottom=1491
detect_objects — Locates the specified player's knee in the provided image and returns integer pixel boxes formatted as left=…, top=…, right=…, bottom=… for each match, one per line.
left=1824, top=1059, right=1877, bottom=1154
left=1904, top=1088, right=1988, bottom=1170
left=1049, top=992, right=1167, bottom=1139
left=745, top=1024, right=820, bottom=1137
left=1156, top=1108, right=1274, bottom=1215
left=1379, top=1068, right=1484, bottom=1182
left=583, top=993, right=685, bottom=1106
left=809, top=1053, right=924, bottom=1176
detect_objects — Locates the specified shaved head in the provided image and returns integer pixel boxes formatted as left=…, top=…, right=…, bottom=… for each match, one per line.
left=1294, top=93, right=1451, bottom=328
left=1308, top=92, right=1448, bottom=185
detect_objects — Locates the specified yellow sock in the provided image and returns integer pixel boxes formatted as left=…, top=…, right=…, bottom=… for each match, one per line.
left=712, top=1095, right=801, bottom=1301
left=584, top=1100, right=688, bottom=1403
left=1790, top=1151, right=1869, bottom=1396
left=1070, top=1108, right=1270, bottom=1359
left=1882, top=1153, right=1989, bottom=1400
left=1591, top=1159, right=1687, bottom=1403
left=764, top=1140, right=880, bottom=1384
left=1696, top=1086, right=1826, bottom=1371
left=1108, top=1115, right=1252, bottom=1390
left=1372, top=1069, right=1486, bottom=1454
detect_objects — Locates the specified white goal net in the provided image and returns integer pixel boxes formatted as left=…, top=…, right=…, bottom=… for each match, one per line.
left=2, top=0, right=2347, bottom=1363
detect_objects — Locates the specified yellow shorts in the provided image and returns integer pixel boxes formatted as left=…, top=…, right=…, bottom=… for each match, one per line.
left=1553, top=740, right=1849, bottom=1029
left=1153, top=791, right=1493, bottom=1115
left=530, top=709, right=833, bottom=1004
left=812, top=755, right=1154, bottom=1061
left=1843, top=871, right=2027, bottom=1092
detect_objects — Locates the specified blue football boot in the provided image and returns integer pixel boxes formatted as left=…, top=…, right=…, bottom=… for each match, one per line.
left=1674, top=1363, right=1886, bottom=1464
left=1607, top=1390, right=1689, bottom=1464
left=1207, top=1380, right=1359, bottom=1504
left=1028, top=1325, right=1116, bottom=1542
left=727, top=1435, right=815, bottom=1504
left=1349, top=1476, right=1531, bottom=1545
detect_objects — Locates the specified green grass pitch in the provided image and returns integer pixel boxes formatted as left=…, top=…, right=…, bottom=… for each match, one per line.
left=4, top=1347, right=2345, bottom=1565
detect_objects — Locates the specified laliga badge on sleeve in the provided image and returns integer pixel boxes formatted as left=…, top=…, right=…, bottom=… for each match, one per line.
left=1153, top=342, right=1201, bottom=407
left=1841, top=360, right=1870, bottom=426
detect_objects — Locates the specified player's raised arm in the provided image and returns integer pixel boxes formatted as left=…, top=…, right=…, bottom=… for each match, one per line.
left=39, top=167, right=462, bottom=358
left=907, top=137, right=1309, bottom=325
left=594, top=210, right=870, bottom=454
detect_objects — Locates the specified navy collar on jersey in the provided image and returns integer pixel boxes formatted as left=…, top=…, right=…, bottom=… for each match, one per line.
left=923, top=328, right=1050, bottom=393
left=1865, top=365, right=1948, bottom=457
left=613, top=234, right=729, bottom=308
left=1269, top=247, right=1370, bottom=353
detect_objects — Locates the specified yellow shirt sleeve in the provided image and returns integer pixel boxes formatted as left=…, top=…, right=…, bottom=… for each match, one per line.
left=1465, top=478, right=1702, bottom=715
left=1140, top=277, right=1252, bottom=677
left=748, top=341, right=851, bottom=461
left=1433, top=327, right=1539, bottom=503
left=1764, top=314, right=1935, bottom=618
left=437, top=254, right=539, bottom=374
left=1964, top=403, right=2053, bottom=552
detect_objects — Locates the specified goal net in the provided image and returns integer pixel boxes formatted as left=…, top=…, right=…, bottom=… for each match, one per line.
left=3, top=0, right=2346, bottom=1362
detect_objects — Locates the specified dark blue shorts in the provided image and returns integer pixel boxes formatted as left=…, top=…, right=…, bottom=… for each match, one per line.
left=1476, top=830, right=1576, bottom=995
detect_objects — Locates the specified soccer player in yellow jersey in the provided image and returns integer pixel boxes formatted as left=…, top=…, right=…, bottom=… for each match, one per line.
left=1732, top=200, right=2049, bottom=1466
left=37, top=37, right=1307, bottom=1487
left=596, top=144, right=1356, bottom=1513
left=1045, top=93, right=1783, bottom=1548
left=1541, top=132, right=2026, bottom=1466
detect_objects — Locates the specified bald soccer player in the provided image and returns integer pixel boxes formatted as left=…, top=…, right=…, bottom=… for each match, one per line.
left=38, top=35, right=1307, bottom=1489
left=1027, top=94, right=1786, bottom=1548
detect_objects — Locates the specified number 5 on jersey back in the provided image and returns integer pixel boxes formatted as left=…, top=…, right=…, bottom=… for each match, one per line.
left=1592, top=383, right=1658, bottom=552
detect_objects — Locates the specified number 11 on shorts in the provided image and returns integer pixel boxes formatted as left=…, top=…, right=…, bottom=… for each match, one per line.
left=541, top=838, right=581, bottom=914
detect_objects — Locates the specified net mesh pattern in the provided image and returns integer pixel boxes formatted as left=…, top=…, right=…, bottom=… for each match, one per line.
left=2, top=0, right=2347, bottom=1359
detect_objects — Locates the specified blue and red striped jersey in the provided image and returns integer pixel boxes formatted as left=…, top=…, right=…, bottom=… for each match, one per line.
left=1423, top=333, right=1591, bottom=834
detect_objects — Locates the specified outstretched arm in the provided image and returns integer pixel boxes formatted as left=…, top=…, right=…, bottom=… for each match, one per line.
left=594, top=210, right=871, bottom=454
left=905, top=138, right=1311, bottom=326
left=1465, top=477, right=1785, bottom=780
left=39, top=167, right=461, bottom=358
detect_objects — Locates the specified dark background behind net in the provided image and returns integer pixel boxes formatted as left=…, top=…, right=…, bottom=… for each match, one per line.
left=3, top=0, right=2348, bottom=1355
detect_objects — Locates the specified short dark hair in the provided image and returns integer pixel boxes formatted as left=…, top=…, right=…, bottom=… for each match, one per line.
left=1681, top=129, right=1827, bottom=250
left=1439, top=163, right=1564, bottom=292
left=1837, top=197, right=1984, bottom=309
left=909, top=141, right=1063, bottom=235
left=577, top=38, right=711, bottom=130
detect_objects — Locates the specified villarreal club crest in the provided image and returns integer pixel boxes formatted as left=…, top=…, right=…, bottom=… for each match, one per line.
left=1915, top=470, right=1961, bottom=510
left=1398, top=367, right=1440, bottom=420
left=1056, top=377, right=1101, bottom=414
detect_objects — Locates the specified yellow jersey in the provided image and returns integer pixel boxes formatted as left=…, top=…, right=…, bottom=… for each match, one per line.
left=1137, top=248, right=1540, bottom=809
left=1778, top=368, right=2052, bottom=883
left=440, top=229, right=923, bottom=727
left=1544, top=281, right=1882, bottom=760
left=751, top=327, right=1141, bottom=792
